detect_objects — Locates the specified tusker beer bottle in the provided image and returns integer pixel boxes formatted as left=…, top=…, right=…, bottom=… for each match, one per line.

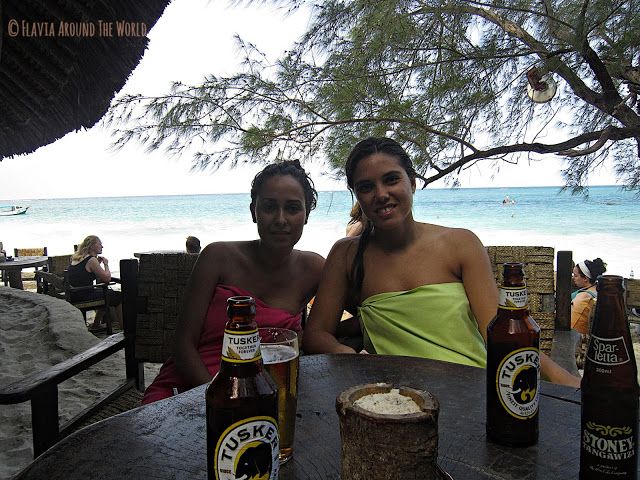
left=580, top=275, right=639, bottom=479
left=486, top=262, right=540, bottom=447
left=206, top=296, right=280, bottom=480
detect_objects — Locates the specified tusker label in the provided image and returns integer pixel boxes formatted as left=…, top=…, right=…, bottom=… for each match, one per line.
left=496, top=347, right=540, bottom=419
left=214, top=416, right=279, bottom=480
left=582, top=421, right=635, bottom=462
left=586, top=335, right=631, bottom=366
left=221, top=329, right=261, bottom=363
left=498, top=286, right=528, bottom=309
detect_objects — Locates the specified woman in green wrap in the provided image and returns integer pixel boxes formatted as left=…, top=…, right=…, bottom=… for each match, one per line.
left=303, top=137, right=579, bottom=388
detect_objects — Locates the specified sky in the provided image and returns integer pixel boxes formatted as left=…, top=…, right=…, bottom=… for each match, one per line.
left=0, top=0, right=619, bottom=201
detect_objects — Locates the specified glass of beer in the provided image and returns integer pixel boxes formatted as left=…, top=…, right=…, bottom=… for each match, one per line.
left=259, top=327, right=299, bottom=464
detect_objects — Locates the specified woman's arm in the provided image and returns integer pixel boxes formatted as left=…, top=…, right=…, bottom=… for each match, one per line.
left=455, top=229, right=499, bottom=342
left=87, top=256, right=111, bottom=283
left=173, top=243, right=225, bottom=387
left=303, top=239, right=358, bottom=354
left=540, top=352, right=581, bottom=388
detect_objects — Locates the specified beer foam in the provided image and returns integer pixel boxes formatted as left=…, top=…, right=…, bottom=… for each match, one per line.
left=354, top=389, right=421, bottom=415
left=261, top=345, right=298, bottom=364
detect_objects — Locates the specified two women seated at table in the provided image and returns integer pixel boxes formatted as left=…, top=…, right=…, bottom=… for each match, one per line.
left=144, top=138, right=579, bottom=404
left=302, top=137, right=580, bottom=388
left=68, top=235, right=122, bottom=332
left=142, top=161, right=325, bottom=404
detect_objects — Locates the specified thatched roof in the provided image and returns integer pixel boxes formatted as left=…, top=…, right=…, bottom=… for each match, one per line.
left=0, top=0, right=171, bottom=160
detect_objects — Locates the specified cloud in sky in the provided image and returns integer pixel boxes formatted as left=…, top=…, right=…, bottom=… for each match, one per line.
left=0, top=0, right=617, bottom=200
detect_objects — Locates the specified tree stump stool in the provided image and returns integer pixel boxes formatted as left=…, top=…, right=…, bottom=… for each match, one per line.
left=336, top=383, right=445, bottom=480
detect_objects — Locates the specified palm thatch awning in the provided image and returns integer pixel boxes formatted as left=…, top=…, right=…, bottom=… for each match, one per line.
left=0, top=0, right=171, bottom=160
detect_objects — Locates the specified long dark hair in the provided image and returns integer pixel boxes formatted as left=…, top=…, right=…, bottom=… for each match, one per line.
left=345, top=137, right=425, bottom=303
left=250, top=160, right=318, bottom=219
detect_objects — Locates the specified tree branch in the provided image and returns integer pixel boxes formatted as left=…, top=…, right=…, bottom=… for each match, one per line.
left=422, top=126, right=640, bottom=185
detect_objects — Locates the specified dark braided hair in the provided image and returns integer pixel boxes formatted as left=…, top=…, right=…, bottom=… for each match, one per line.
left=250, top=160, right=318, bottom=219
left=345, top=137, right=426, bottom=303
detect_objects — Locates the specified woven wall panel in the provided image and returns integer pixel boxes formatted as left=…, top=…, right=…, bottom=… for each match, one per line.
left=135, top=253, right=198, bottom=363
left=626, top=278, right=640, bottom=307
left=487, top=246, right=556, bottom=354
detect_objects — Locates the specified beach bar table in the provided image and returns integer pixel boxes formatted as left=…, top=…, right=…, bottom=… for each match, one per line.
left=14, top=354, right=601, bottom=479
left=0, top=256, right=48, bottom=289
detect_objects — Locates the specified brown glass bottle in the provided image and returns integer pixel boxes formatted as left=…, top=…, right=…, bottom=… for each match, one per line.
left=580, top=275, right=639, bottom=479
left=206, top=296, right=280, bottom=480
left=486, top=263, right=540, bottom=447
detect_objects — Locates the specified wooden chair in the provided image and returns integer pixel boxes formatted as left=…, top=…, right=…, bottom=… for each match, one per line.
left=63, top=271, right=120, bottom=335
left=0, top=253, right=197, bottom=458
left=36, top=255, right=72, bottom=298
left=36, top=257, right=119, bottom=335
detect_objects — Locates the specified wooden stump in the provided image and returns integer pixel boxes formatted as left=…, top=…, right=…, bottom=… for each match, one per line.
left=336, top=383, right=441, bottom=480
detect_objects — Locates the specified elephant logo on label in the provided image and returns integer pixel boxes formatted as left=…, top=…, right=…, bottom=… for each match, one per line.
left=234, top=441, right=273, bottom=480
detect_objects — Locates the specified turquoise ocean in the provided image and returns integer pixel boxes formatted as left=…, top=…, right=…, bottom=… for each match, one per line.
left=1, top=185, right=637, bottom=277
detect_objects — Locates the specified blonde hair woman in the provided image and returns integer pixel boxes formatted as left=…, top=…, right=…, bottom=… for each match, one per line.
left=68, top=235, right=122, bottom=332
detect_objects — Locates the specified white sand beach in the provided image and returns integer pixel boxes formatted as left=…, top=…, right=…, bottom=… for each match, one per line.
left=0, top=287, right=159, bottom=479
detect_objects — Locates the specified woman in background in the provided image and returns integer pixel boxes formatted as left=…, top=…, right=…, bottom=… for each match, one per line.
left=68, top=235, right=122, bottom=332
left=571, top=258, right=607, bottom=335
left=143, top=161, right=324, bottom=404
left=303, top=136, right=580, bottom=387
left=345, top=202, right=366, bottom=237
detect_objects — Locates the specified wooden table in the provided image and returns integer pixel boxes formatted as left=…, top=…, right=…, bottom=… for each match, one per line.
left=0, top=256, right=48, bottom=289
left=14, top=354, right=596, bottom=479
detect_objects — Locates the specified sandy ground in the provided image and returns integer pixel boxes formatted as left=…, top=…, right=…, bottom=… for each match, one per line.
left=0, top=287, right=160, bottom=479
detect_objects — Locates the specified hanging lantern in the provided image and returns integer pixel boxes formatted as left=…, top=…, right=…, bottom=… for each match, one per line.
left=526, top=67, right=557, bottom=103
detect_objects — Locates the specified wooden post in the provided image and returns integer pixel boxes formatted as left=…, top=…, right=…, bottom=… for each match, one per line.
left=120, top=259, right=144, bottom=391
left=556, top=251, right=573, bottom=330
left=31, top=384, right=59, bottom=457
left=336, top=383, right=441, bottom=480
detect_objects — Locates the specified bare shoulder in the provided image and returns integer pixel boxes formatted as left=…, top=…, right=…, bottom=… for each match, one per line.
left=329, top=236, right=359, bottom=257
left=432, top=225, right=483, bottom=251
left=294, top=249, right=325, bottom=271
left=197, top=241, right=247, bottom=270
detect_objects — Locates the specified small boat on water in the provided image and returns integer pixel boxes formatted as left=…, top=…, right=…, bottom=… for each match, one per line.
left=0, top=205, right=30, bottom=216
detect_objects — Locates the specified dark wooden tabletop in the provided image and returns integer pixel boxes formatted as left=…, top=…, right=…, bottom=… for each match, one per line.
left=0, top=256, right=48, bottom=289
left=0, top=256, right=48, bottom=270
left=15, top=354, right=595, bottom=480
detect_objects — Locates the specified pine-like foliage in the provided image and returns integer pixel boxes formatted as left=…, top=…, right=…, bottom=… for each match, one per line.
left=106, top=0, right=640, bottom=191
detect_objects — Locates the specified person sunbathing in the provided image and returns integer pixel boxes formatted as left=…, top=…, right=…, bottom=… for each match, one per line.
left=302, top=136, right=580, bottom=388
left=142, top=161, right=324, bottom=404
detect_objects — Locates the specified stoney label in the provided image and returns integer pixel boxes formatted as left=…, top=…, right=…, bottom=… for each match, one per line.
left=586, top=335, right=631, bottom=366
left=221, top=329, right=261, bottom=363
left=498, top=286, right=528, bottom=309
left=582, top=422, right=635, bottom=460
left=496, top=348, right=540, bottom=419
left=214, top=416, right=279, bottom=480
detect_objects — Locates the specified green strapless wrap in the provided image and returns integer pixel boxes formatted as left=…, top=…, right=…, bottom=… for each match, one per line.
left=358, top=283, right=487, bottom=368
